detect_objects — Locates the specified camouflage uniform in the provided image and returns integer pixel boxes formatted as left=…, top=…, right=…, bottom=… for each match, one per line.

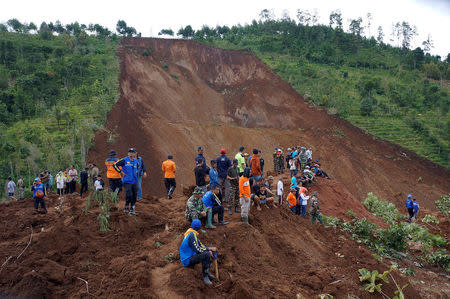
left=185, top=195, right=206, bottom=221
left=299, top=149, right=308, bottom=170
left=279, top=152, right=285, bottom=173
left=310, top=195, right=323, bottom=225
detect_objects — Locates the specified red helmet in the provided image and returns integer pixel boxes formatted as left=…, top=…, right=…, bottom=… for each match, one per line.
left=220, top=148, right=226, bottom=154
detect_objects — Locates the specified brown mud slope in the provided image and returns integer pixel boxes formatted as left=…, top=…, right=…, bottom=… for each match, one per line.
left=3, top=191, right=445, bottom=299
left=89, top=38, right=449, bottom=210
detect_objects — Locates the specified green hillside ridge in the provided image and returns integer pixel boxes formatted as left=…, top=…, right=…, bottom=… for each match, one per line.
left=0, top=25, right=120, bottom=192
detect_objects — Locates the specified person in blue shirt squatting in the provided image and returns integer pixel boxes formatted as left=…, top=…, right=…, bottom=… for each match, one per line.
left=180, top=219, right=218, bottom=285
left=114, top=147, right=139, bottom=215
left=406, top=194, right=414, bottom=222
left=31, top=178, right=47, bottom=214
left=202, top=185, right=229, bottom=229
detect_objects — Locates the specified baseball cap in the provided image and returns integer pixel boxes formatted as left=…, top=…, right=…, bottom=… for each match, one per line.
left=109, top=150, right=117, bottom=156
left=407, top=194, right=412, bottom=198
left=34, top=178, right=40, bottom=182
left=198, top=146, right=203, bottom=151
left=128, top=147, right=137, bottom=153
left=191, top=219, right=201, bottom=230
left=168, top=154, right=173, bottom=159
left=232, top=159, right=238, bottom=165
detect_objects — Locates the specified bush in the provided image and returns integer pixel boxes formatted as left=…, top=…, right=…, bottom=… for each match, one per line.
left=435, top=194, right=450, bottom=216
left=377, top=222, right=409, bottom=252
left=363, top=193, right=405, bottom=224
left=425, top=249, right=450, bottom=272
left=360, top=98, right=373, bottom=116
left=421, top=214, right=439, bottom=225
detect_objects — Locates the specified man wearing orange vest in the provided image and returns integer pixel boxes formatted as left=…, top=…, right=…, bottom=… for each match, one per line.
left=239, top=167, right=252, bottom=224
left=287, top=187, right=300, bottom=215
left=105, top=150, right=122, bottom=193
left=162, top=155, right=177, bottom=199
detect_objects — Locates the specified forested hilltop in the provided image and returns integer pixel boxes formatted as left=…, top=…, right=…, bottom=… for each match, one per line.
left=162, top=10, right=449, bottom=168
left=0, top=13, right=448, bottom=191
left=0, top=20, right=132, bottom=190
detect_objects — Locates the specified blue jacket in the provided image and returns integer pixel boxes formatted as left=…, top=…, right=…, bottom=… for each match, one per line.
left=209, top=168, right=219, bottom=188
left=180, top=230, right=208, bottom=267
left=216, top=155, right=231, bottom=178
left=202, top=191, right=221, bottom=208
left=291, top=176, right=297, bottom=188
left=31, top=183, right=46, bottom=198
left=137, top=156, right=147, bottom=177
left=406, top=198, right=413, bottom=209
left=248, top=155, right=253, bottom=166
left=195, top=154, right=207, bottom=172
left=114, top=156, right=138, bottom=184
left=413, top=201, right=419, bottom=213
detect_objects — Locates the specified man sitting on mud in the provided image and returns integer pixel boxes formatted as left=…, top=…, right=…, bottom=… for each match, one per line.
left=185, top=187, right=207, bottom=222
left=180, top=219, right=218, bottom=285
left=252, top=184, right=276, bottom=210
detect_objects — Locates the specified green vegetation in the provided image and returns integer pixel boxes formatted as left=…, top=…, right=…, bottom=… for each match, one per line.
left=0, top=20, right=121, bottom=191
left=435, top=194, right=450, bottom=216
left=363, top=192, right=405, bottom=224
left=421, top=214, right=439, bottom=225
left=85, top=189, right=119, bottom=232
left=359, top=265, right=408, bottom=298
left=173, top=10, right=449, bottom=167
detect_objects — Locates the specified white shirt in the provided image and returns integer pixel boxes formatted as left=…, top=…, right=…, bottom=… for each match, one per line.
left=7, top=181, right=16, bottom=193
left=306, top=149, right=312, bottom=160
left=300, top=193, right=309, bottom=205
left=289, top=159, right=297, bottom=170
left=56, top=175, right=65, bottom=189
left=94, top=180, right=103, bottom=190
left=277, top=180, right=283, bottom=196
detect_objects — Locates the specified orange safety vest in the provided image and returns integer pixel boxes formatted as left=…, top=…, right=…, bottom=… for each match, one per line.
left=105, top=159, right=122, bottom=179
left=287, top=192, right=297, bottom=208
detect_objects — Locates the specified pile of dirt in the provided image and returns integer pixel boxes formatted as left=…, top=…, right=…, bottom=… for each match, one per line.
left=0, top=188, right=436, bottom=298
left=89, top=38, right=449, bottom=211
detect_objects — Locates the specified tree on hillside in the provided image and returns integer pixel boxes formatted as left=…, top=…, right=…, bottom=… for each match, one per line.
left=0, top=24, right=7, bottom=32
left=366, top=13, right=373, bottom=37
left=39, top=22, right=53, bottom=40
left=54, top=21, right=65, bottom=34
left=27, top=22, right=37, bottom=33
left=259, top=9, right=275, bottom=22
left=422, top=34, right=434, bottom=53
left=329, top=10, right=343, bottom=29
left=377, top=26, right=384, bottom=44
left=116, top=20, right=137, bottom=37
left=177, top=25, right=194, bottom=39
left=349, top=17, right=363, bottom=36
left=297, top=9, right=319, bottom=26
left=7, top=19, right=23, bottom=33
left=158, top=29, right=174, bottom=36
left=400, top=21, right=417, bottom=49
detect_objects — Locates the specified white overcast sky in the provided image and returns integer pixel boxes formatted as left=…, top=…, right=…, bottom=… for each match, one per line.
left=2, top=0, right=449, bottom=57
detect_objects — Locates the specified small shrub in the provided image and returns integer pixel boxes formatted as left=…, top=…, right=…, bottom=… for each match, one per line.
left=323, top=215, right=341, bottom=228
left=142, top=49, right=149, bottom=57
left=170, top=73, right=179, bottom=81
left=425, top=249, right=450, bottom=272
left=161, top=61, right=168, bottom=70
left=363, top=193, right=405, bottom=224
left=378, top=222, right=409, bottom=252
left=435, top=194, right=450, bottom=216
left=346, top=209, right=356, bottom=218
left=421, top=214, right=439, bottom=225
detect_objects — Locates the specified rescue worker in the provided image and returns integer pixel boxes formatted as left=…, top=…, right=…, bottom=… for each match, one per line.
left=185, top=187, right=207, bottom=222
left=136, top=153, right=148, bottom=201
left=195, top=146, right=208, bottom=173
left=216, top=148, right=231, bottom=195
left=179, top=219, right=218, bottom=285
left=299, top=147, right=308, bottom=170
left=226, top=159, right=240, bottom=215
left=31, top=178, right=47, bottom=214
left=105, top=150, right=122, bottom=193
left=17, top=176, right=25, bottom=200
left=239, top=167, right=252, bottom=224
left=310, top=192, right=324, bottom=225
left=287, top=187, right=299, bottom=215
left=209, top=160, right=219, bottom=189
left=202, top=185, right=229, bottom=228
left=235, top=146, right=246, bottom=176
left=162, top=154, right=176, bottom=199
left=413, top=198, right=420, bottom=221
left=194, top=159, right=208, bottom=194
left=406, top=194, right=414, bottom=222
left=113, top=148, right=139, bottom=215
left=250, top=149, right=262, bottom=181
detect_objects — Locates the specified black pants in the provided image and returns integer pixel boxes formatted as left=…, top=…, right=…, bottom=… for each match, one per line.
left=70, top=181, right=76, bottom=193
left=109, top=178, right=123, bottom=193
left=164, top=178, right=176, bottom=196
left=124, top=183, right=137, bottom=208
left=407, top=208, right=414, bottom=221
left=212, top=205, right=224, bottom=222
left=80, top=182, right=88, bottom=197
left=34, top=197, right=47, bottom=211
left=189, top=252, right=211, bottom=277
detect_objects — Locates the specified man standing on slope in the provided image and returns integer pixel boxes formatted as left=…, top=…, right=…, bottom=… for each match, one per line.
left=216, top=149, right=231, bottom=196
left=194, top=159, right=208, bottom=194
left=195, top=146, right=208, bottom=173
left=136, top=153, right=148, bottom=201
left=239, top=167, right=252, bottom=224
left=226, top=159, right=240, bottom=215
left=179, top=219, right=218, bottom=285
left=105, top=150, right=123, bottom=193
left=202, top=185, right=229, bottom=228
left=114, top=148, right=139, bottom=215
left=250, top=149, right=262, bottom=181
left=162, top=155, right=176, bottom=199
left=80, top=167, right=89, bottom=197
left=235, top=146, right=246, bottom=176
left=406, top=194, right=414, bottom=222
left=310, top=192, right=324, bottom=225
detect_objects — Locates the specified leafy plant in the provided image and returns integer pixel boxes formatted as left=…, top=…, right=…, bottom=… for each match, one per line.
left=421, top=214, right=439, bottom=225
left=363, top=193, right=405, bottom=224
left=359, top=266, right=408, bottom=299
left=346, top=209, right=356, bottom=218
left=425, top=249, right=450, bottom=272
left=323, top=215, right=341, bottom=228
left=435, top=194, right=450, bottom=216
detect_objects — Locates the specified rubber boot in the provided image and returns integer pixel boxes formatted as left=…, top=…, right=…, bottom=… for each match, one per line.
left=241, top=216, right=249, bottom=224
left=234, top=206, right=240, bottom=213
left=205, top=210, right=216, bottom=229
left=203, top=275, right=212, bottom=285
left=228, top=207, right=233, bottom=215
left=205, top=269, right=215, bottom=280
